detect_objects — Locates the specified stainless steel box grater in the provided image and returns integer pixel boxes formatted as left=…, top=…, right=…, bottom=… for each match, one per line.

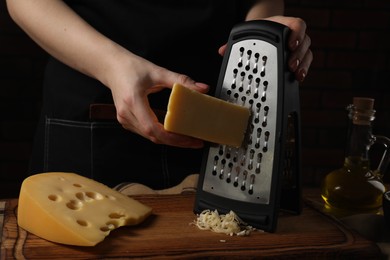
left=194, top=20, right=302, bottom=232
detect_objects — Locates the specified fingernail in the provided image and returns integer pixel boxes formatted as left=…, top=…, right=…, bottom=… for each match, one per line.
left=195, top=82, right=209, bottom=91
left=290, top=40, right=299, bottom=50
left=298, top=69, right=306, bottom=82
left=290, top=59, right=300, bottom=71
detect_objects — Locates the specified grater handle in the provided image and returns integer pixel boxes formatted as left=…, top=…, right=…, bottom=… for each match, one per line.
left=230, top=20, right=289, bottom=43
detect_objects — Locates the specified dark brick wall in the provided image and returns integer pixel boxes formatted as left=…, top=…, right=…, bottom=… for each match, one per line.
left=1, top=0, right=389, bottom=198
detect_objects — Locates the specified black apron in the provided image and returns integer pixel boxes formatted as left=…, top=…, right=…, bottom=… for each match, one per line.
left=29, top=0, right=254, bottom=188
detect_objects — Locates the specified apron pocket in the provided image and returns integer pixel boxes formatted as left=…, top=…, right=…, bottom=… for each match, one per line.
left=43, top=117, right=165, bottom=188
left=44, top=118, right=93, bottom=178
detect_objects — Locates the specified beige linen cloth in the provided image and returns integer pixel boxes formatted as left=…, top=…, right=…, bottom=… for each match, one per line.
left=114, top=174, right=199, bottom=195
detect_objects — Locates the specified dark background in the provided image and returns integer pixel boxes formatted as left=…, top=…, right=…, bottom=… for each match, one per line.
left=1, top=0, right=389, bottom=198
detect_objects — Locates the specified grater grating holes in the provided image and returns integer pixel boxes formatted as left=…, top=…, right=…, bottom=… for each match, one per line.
left=203, top=39, right=278, bottom=203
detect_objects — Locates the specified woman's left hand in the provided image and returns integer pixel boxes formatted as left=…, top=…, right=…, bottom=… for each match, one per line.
left=219, top=16, right=313, bottom=83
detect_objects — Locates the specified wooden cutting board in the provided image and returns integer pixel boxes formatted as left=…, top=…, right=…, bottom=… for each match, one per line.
left=0, top=194, right=382, bottom=259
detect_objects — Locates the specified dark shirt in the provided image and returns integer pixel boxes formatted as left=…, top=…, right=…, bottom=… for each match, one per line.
left=45, top=0, right=253, bottom=119
left=31, top=0, right=255, bottom=188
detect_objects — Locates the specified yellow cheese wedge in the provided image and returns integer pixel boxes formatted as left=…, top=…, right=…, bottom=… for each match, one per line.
left=164, top=83, right=250, bottom=147
left=17, top=172, right=152, bottom=246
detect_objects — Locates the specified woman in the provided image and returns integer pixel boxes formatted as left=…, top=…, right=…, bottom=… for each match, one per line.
left=6, top=0, right=312, bottom=188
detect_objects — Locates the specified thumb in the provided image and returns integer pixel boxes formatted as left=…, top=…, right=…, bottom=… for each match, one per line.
left=160, top=69, right=209, bottom=94
left=218, top=44, right=227, bottom=56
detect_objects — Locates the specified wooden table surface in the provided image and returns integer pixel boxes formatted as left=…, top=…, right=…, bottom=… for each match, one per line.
left=0, top=192, right=383, bottom=259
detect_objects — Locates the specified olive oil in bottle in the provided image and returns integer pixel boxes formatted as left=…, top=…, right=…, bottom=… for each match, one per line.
left=321, top=97, right=390, bottom=217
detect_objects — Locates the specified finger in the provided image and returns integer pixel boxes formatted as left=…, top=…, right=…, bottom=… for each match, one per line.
left=295, top=48, right=313, bottom=82
left=266, top=16, right=307, bottom=51
left=173, top=74, right=209, bottom=93
left=218, top=44, right=227, bottom=56
left=154, top=124, right=205, bottom=148
left=155, top=68, right=209, bottom=94
left=131, top=96, right=162, bottom=142
left=115, top=88, right=160, bottom=141
left=140, top=97, right=205, bottom=147
left=133, top=100, right=204, bottom=148
left=288, top=33, right=311, bottom=72
left=128, top=94, right=203, bottom=148
left=117, top=103, right=150, bottom=137
left=285, top=17, right=307, bottom=51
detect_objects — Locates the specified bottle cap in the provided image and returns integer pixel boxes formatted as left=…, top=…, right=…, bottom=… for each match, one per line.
left=353, top=97, right=374, bottom=110
left=352, top=97, right=375, bottom=125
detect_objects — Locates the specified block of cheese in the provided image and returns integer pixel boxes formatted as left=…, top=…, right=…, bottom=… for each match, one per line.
left=164, top=83, right=250, bottom=147
left=17, top=172, right=152, bottom=246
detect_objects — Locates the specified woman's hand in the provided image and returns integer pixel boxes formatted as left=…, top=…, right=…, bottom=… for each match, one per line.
left=6, top=0, right=210, bottom=148
left=107, top=49, right=209, bottom=148
left=218, top=16, right=313, bottom=83
left=265, top=16, right=312, bottom=82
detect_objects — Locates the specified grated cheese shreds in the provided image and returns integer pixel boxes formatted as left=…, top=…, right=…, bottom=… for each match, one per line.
left=193, top=209, right=256, bottom=236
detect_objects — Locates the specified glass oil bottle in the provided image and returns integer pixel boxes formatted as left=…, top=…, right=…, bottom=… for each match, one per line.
left=321, top=97, right=390, bottom=217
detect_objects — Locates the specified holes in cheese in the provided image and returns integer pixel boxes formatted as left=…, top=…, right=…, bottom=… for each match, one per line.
left=66, top=199, right=83, bottom=210
left=164, top=83, right=251, bottom=147
left=75, top=191, right=104, bottom=202
left=77, top=219, right=89, bottom=227
left=109, top=212, right=126, bottom=219
left=48, top=194, right=61, bottom=202
left=17, top=172, right=152, bottom=246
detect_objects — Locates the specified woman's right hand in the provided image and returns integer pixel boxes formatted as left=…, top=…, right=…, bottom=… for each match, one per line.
left=106, top=49, right=209, bottom=148
left=6, top=0, right=209, bottom=148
